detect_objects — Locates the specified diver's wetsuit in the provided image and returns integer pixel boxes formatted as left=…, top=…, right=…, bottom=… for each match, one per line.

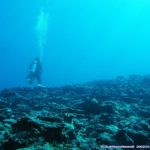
left=27, top=59, right=42, bottom=84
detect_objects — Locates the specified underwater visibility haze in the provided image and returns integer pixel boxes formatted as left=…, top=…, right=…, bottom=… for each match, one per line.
left=0, top=0, right=150, bottom=88
left=1, top=0, right=150, bottom=149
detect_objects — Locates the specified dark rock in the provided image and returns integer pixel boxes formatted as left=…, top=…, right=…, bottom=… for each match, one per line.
left=37, top=116, right=62, bottom=123
left=115, top=130, right=134, bottom=145
left=80, top=97, right=101, bottom=114
left=12, top=117, right=41, bottom=132
left=43, top=125, right=64, bottom=143
left=130, top=131, right=149, bottom=145
left=3, top=139, right=25, bottom=150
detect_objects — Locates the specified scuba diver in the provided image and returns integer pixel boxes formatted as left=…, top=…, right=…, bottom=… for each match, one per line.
left=27, top=57, right=43, bottom=86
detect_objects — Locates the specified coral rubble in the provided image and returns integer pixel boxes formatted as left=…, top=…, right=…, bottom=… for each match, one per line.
left=0, top=75, right=150, bottom=149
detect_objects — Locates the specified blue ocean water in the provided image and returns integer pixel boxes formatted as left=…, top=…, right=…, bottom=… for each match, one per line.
left=0, top=0, right=150, bottom=89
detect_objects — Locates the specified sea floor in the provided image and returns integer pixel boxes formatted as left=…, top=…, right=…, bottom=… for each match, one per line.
left=0, top=75, right=150, bottom=150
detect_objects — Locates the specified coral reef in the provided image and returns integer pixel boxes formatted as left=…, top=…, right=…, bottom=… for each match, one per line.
left=0, top=75, right=150, bottom=149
